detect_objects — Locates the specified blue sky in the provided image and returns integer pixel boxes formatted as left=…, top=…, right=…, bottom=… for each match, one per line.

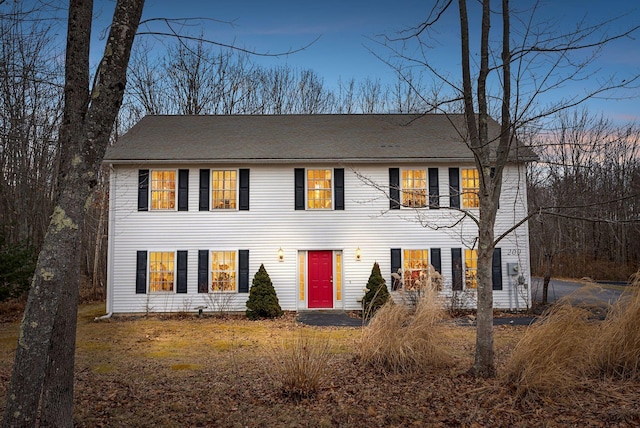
left=95, top=0, right=640, bottom=123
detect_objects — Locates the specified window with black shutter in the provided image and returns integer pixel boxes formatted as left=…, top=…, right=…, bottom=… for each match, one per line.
left=334, top=168, right=344, bottom=210
left=238, top=250, right=249, bottom=293
left=199, top=169, right=210, bottom=211
left=178, top=169, right=189, bottom=211
left=136, top=250, right=147, bottom=293
left=138, top=170, right=149, bottom=211
left=428, top=168, right=440, bottom=208
left=389, top=168, right=400, bottom=210
left=390, top=248, right=401, bottom=290
left=239, top=169, right=250, bottom=210
left=492, top=248, right=503, bottom=290
left=449, top=168, right=460, bottom=209
left=177, top=250, right=188, bottom=293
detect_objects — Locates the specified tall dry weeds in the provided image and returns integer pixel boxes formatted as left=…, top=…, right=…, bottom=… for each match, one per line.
left=358, top=287, right=452, bottom=373
left=267, top=333, right=333, bottom=400
left=592, top=282, right=640, bottom=379
left=502, top=302, right=595, bottom=401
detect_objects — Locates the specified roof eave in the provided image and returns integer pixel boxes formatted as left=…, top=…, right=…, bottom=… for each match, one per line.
left=104, top=156, right=537, bottom=165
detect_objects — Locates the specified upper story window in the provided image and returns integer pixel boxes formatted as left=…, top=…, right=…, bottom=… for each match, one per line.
left=139, top=169, right=188, bottom=212
left=295, top=168, right=344, bottom=211
left=212, top=170, right=237, bottom=209
left=402, top=170, right=427, bottom=208
left=199, top=169, right=249, bottom=211
left=149, top=251, right=174, bottom=292
left=389, top=168, right=439, bottom=210
left=307, top=169, right=333, bottom=209
left=210, top=251, right=237, bottom=292
left=465, top=249, right=478, bottom=289
left=461, top=168, right=480, bottom=208
left=151, top=170, right=176, bottom=210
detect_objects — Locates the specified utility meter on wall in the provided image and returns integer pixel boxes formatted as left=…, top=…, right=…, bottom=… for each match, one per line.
left=507, top=263, right=520, bottom=276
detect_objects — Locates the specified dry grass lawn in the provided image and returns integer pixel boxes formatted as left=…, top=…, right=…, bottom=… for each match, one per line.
left=1, top=303, right=640, bottom=427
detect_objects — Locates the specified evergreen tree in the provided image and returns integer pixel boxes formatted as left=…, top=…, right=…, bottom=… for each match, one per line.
left=362, top=262, right=390, bottom=318
left=246, top=264, right=283, bottom=320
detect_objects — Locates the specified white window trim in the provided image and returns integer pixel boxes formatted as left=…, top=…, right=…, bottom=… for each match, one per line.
left=400, top=168, right=428, bottom=209
left=149, top=169, right=178, bottom=212
left=460, top=167, right=480, bottom=210
left=208, top=249, right=238, bottom=293
left=305, top=168, right=334, bottom=210
left=210, top=169, right=239, bottom=211
left=148, top=250, right=177, bottom=293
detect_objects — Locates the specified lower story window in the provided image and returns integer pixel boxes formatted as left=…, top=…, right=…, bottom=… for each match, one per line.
left=465, top=249, right=478, bottom=288
left=403, top=249, right=429, bottom=290
left=211, top=251, right=237, bottom=292
left=149, top=251, right=174, bottom=292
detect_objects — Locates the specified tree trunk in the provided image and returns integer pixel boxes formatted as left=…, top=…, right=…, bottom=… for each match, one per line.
left=472, top=201, right=497, bottom=378
left=2, top=1, right=144, bottom=426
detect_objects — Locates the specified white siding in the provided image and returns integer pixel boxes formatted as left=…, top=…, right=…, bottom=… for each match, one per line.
left=106, top=163, right=532, bottom=313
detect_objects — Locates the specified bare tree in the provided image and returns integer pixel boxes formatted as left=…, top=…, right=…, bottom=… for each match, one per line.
left=0, top=1, right=63, bottom=252
left=378, top=0, right=640, bottom=377
left=528, top=109, right=640, bottom=294
left=2, top=0, right=144, bottom=425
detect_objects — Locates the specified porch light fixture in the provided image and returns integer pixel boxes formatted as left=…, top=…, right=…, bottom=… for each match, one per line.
left=278, top=247, right=284, bottom=262
left=355, top=247, right=362, bottom=261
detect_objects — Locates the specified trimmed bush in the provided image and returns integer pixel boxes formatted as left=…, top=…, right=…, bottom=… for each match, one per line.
left=246, top=264, right=283, bottom=320
left=362, top=262, right=390, bottom=319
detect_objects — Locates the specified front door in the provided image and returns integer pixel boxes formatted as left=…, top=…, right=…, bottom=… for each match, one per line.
left=308, top=251, right=333, bottom=308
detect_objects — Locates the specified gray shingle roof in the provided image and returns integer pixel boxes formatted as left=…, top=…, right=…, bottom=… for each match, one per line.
left=104, top=114, right=538, bottom=164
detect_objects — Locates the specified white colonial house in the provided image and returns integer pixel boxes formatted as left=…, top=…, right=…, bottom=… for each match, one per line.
left=103, top=114, right=536, bottom=314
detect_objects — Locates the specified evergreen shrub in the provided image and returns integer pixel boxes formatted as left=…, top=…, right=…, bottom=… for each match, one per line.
left=0, top=235, right=36, bottom=301
left=246, top=264, right=283, bottom=320
left=362, top=262, right=390, bottom=319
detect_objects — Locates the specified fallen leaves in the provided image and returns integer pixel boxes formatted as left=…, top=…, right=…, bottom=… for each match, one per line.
left=0, top=306, right=639, bottom=427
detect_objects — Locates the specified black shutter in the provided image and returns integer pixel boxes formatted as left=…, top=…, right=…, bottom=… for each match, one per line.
left=390, top=248, right=401, bottom=291
left=177, top=250, right=188, bottom=293
left=334, top=168, right=345, bottom=210
left=238, top=250, right=249, bottom=293
left=449, top=168, right=460, bottom=209
left=492, top=248, right=503, bottom=290
left=199, top=169, right=210, bottom=211
left=428, top=168, right=440, bottom=209
left=178, top=169, right=189, bottom=211
left=389, top=168, right=400, bottom=210
left=198, top=250, right=208, bottom=293
left=136, top=250, right=147, bottom=294
left=138, top=170, right=149, bottom=211
left=239, top=168, right=250, bottom=210
left=431, top=248, right=442, bottom=273
left=295, top=168, right=305, bottom=210
left=451, top=248, right=463, bottom=291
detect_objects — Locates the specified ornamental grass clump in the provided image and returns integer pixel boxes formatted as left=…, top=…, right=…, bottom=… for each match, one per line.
left=502, top=302, right=594, bottom=401
left=246, top=264, right=283, bottom=320
left=592, top=277, right=640, bottom=379
left=267, top=333, right=333, bottom=401
left=358, top=286, right=451, bottom=373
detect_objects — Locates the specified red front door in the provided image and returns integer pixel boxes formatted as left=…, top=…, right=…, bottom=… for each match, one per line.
left=308, top=251, right=333, bottom=308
